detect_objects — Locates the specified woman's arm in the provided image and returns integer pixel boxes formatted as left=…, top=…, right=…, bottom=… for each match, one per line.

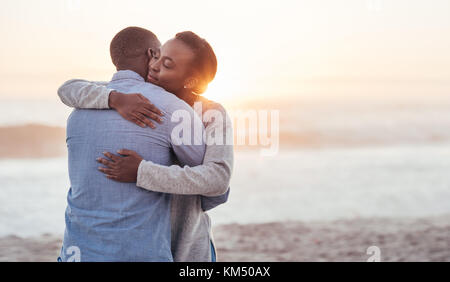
left=98, top=101, right=234, bottom=197
left=137, top=104, right=234, bottom=196
left=57, top=79, right=164, bottom=127
left=137, top=152, right=232, bottom=197
left=136, top=102, right=234, bottom=197
left=57, top=79, right=111, bottom=109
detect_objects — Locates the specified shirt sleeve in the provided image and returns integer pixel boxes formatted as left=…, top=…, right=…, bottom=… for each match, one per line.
left=169, top=102, right=207, bottom=168
left=201, top=188, right=230, bottom=211
left=136, top=102, right=234, bottom=197
left=57, top=79, right=112, bottom=109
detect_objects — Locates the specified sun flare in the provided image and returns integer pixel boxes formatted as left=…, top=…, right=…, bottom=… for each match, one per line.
left=203, top=74, right=237, bottom=103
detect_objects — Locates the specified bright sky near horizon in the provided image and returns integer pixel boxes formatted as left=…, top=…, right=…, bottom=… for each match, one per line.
left=0, top=0, right=449, bottom=102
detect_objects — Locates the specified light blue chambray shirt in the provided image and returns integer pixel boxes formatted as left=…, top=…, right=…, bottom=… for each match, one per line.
left=60, top=70, right=206, bottom=262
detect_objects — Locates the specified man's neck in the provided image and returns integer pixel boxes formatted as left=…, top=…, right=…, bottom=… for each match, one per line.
left=116, top=67, right=145, bottom=80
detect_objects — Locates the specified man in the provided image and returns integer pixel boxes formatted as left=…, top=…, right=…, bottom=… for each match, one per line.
left=59, top=27, right=206, bottom=261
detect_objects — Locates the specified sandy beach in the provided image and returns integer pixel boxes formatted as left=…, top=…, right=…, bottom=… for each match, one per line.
left=1, top=216, right=448, bottom=262
left=214, top=216, right=450, bottom=262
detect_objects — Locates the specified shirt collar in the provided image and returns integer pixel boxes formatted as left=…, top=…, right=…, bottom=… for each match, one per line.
left=110, top=70, right=145, bottom=82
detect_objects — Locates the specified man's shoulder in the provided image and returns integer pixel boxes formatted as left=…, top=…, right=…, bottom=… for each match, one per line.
left=132, top=81, right=168, bottom=97
left=138, top=83, right=193, bottom=114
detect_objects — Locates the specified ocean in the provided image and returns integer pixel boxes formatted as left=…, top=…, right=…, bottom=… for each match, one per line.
left=1, top=145, right=450, bottom=237
left=1, top=96, right=450, bottom=237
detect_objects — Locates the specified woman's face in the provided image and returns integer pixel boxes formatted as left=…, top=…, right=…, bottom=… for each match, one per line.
left=147, top=38, right=196, bottom=95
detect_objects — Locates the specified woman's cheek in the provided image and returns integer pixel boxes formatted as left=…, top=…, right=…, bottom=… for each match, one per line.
left=163, top=72, right=177, bottom=91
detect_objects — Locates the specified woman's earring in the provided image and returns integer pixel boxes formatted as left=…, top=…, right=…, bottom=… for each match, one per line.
left=183, top=86, right=187, bottom=89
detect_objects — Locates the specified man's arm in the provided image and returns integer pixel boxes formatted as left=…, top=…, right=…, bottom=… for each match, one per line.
left=57, top=79, right=111, bottom=109
left=201, top=188, right=230, bottom=212
left=168, top=101, right=207, bottom=169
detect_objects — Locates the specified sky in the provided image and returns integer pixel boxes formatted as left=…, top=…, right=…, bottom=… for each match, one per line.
left=0, top=0, right=449, bottom=102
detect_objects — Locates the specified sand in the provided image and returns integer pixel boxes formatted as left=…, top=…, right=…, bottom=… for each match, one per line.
left=1, top=216, right=448, bottom=262
left=214, top=216, right=450, bottom=262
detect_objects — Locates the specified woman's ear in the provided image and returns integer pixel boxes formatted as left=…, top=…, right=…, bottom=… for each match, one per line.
left=183, top=77, right=199, bottom=90
left=147, top=48, right=152, bottom=58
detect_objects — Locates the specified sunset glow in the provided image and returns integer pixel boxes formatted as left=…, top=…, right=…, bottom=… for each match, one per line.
left=1, top=1, right=450, bottom=263
left=0, top=0, right=449, bottom=102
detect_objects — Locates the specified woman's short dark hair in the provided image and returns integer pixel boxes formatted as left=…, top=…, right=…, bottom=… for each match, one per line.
left=175, top=31, right=217, bottom=94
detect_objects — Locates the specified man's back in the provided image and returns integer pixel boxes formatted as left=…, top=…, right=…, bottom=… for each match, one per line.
left=61, top=70, right=205, bottom=261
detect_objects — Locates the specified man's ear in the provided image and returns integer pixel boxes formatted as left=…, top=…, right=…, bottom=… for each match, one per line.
left=147, top=48, right=152, bottom=58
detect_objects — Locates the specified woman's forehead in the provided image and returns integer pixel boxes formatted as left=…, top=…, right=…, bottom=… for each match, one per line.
left=161, top=39, right=195, bottom=61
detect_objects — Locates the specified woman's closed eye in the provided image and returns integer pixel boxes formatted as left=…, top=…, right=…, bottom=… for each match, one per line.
left=163, top=59, right=174, bottom=68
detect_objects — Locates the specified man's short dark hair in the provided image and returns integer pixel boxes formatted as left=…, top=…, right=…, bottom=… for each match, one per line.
left=110, top=27, right=160, bottom=68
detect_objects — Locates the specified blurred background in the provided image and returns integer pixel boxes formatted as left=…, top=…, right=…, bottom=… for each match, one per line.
left=0, top=0, right=449, bottom=261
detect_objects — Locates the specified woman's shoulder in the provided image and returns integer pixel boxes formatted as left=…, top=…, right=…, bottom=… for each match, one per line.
left=197, top=96, right=227, bottom=115
left=196, top=97, right=232, bottom=130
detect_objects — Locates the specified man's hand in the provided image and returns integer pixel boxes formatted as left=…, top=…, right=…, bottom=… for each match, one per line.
left=97, top=149, right=144, bottom=183
left=108, top=91, right=164, bottom=128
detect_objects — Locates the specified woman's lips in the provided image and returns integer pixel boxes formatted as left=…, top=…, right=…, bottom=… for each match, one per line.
left=147, top=73, right=159, bottom=83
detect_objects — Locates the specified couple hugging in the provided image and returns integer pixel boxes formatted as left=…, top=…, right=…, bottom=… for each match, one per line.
left=56, top=26, right=233, bottom=262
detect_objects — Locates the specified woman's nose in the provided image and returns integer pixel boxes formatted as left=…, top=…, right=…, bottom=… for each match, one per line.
left=150, top=61, right=160, bottom=72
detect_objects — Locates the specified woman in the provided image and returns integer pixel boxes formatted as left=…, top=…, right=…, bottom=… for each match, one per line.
left=58, top=31, right=234, bottom=262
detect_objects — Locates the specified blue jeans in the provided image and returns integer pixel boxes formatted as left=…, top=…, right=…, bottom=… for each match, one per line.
left=211, top=241, right=216, bottom=262
left=59, top=243, right=218, bottom=262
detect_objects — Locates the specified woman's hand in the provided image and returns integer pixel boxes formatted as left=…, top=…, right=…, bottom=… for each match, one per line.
left=97, top=149, right=144, bottom=182
left=108, top=91, right=164, bottom=128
